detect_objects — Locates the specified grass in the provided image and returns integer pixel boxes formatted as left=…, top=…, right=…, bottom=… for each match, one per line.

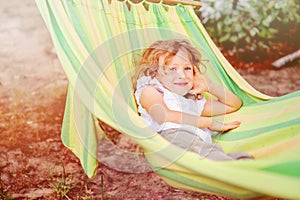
left=101, top=174, right=105, bottom=200
left=49, top=162, right=76, bottom=200
left=0, top=172, right=13, bottom=200
left=0, top=188, right=13, bottom=200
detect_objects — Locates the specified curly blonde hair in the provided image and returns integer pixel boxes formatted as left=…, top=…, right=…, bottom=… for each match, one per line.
left=133, top=39, right=205, bottom=89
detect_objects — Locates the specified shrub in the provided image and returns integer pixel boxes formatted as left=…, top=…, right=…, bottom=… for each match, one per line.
left=196, top=0, right=300, bottom=55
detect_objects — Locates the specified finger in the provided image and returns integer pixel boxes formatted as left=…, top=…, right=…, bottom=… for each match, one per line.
left=189, top=89, right=198, bottom=95
left=193, top=65, right=201, bottom=74
left=228, top=122, right=240, bottom=129
left=223, top=123, right=240, bottom=132
left=230, top=121, right=241, bottom=126
left=189, top=88, right=205, bottom=95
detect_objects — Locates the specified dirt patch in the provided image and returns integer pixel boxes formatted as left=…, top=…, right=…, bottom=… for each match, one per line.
left=1, top=0, right=299, bottom=199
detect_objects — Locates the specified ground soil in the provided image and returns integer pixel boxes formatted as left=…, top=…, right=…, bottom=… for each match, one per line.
left=0, top=0, right=299, bottom=199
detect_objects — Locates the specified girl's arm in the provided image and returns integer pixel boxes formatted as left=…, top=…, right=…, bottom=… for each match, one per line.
left=190, top=70, right=242, bottom=116
left=140, top=86, right=240, bottom=132
left=202, top=80, right=242, bottom=116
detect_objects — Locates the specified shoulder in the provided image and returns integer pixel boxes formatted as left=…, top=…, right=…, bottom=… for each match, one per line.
left=139, top=85, right=165, bottom=109
left=140, top=86, right=163, bottom=101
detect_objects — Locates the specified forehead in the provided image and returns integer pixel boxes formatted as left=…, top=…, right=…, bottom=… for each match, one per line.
left=166, top=49, right=191, bottom=65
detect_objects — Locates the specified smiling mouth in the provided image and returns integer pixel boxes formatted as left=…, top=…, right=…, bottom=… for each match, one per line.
left=174, top=82, right=188, bottom=86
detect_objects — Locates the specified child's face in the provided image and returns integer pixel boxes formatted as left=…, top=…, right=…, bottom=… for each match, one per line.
left=157, top=50, right=194, bottom=96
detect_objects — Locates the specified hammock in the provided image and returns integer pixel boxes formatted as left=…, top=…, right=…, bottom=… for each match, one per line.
left=35, top=0, right=300, bottom=199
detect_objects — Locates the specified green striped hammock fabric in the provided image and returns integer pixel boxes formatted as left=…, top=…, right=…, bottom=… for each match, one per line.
left=36, top=0, right=300, bottom=199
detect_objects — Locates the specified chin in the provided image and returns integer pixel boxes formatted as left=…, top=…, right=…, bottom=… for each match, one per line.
left=173, top=90, right=189, bottom=96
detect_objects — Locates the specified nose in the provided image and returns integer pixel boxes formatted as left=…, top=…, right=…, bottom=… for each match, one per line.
left=177, top=68, right=186, bottom=79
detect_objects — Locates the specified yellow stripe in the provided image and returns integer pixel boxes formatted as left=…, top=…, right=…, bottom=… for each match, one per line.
left=250, top=135, right=300, bottom=158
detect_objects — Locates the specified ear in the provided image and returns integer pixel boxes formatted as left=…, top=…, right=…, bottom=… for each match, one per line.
left=157, top=66, right=164, bottom=75
left=158, top=54, right=166, bottom=67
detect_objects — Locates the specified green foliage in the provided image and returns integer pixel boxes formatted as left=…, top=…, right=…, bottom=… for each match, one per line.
left=49, top=163, right=76, bottom=200
left=196, top=0, right=300, bottom=53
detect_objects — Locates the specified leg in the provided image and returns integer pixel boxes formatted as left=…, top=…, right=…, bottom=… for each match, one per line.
left=160, top=129, right=252, bottom=160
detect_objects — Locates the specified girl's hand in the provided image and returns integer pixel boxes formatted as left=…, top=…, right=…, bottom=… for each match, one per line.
left=209, top=120, right=241, bottom=132
left=189, top=67, right=210, bottom=95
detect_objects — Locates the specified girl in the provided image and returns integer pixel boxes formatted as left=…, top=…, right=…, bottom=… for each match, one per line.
left=134, top=39, right=252, bottom=160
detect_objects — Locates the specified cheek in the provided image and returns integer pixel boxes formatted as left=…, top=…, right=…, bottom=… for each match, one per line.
left=187, top=72, right=194, bottom=82
left=160, top=72, right=173, bottom=81
left=157, top=74, right=170, bottom=86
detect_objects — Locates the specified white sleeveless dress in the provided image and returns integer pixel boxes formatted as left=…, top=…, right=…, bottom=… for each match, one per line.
left=135, top=76, right=213, bottom=144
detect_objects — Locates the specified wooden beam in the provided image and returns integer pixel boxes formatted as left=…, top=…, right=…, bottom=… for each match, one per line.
left=128, top=0, right=202, bottom=9
left=157, top=0, right=201, bottom=9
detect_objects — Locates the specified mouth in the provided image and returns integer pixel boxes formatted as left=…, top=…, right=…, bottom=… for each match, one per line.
left=174, top=82, right=188, bottom=86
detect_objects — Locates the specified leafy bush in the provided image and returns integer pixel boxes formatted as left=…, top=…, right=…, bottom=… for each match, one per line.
left=196, top=0, right=300, bottom=55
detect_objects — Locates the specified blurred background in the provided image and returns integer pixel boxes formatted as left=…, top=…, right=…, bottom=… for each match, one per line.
left=196, top=0, right=300, bottom=69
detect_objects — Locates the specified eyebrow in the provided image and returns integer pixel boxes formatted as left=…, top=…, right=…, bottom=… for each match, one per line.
left=168, top=63, right=192, bottom=67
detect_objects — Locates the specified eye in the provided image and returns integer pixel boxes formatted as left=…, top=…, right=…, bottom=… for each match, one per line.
left=169, top=67, right=176, bottom=71
left=184, top=66, right=192, bottom=71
